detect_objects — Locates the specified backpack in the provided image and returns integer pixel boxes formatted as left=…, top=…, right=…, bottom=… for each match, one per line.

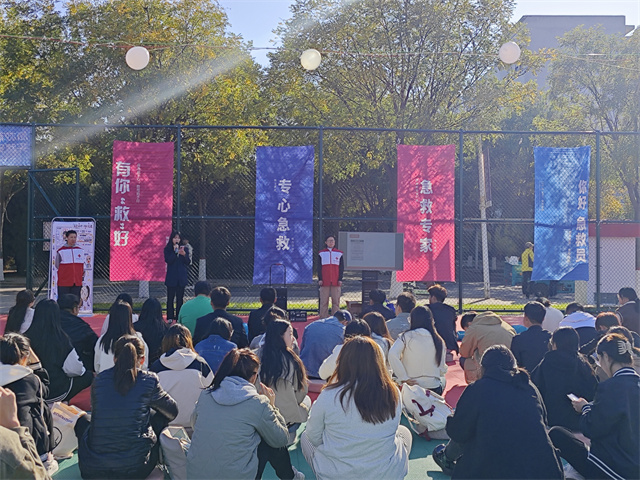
left=401, top=384, right=453, bottom=434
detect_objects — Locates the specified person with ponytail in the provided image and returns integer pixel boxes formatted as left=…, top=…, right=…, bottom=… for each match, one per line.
left=433, top=345, right=562, bottom=479
left=188, top=348, right=292, bottom=480
left=76, top=335, right=178, bottom=479
left=616, top=287, right=639, bottom=335
left=4, top=290, right=35, bottom=334
left=550, top=333, right=640, bottom=480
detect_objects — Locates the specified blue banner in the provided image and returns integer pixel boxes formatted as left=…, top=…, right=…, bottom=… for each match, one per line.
left=253, top=146, right=314, bottom=285
left=0, top=125, right=32, bottom=167
left=532, top=146, right=590, bottom=281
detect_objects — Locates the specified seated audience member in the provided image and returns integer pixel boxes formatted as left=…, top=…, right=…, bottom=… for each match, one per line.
left=549, top=334, right=640, bottom=480
left=149, top=324, right=213, bottom=428
left=458, top=312, right=477, bottom=370
left=99, top=293, right=139, bottom=336
left=432, top=345, right=563, bottom=479
left=531, top=327, right=598, bottom=431
left=560, top=303, right=598, bottom=347
left=248, top=287, right=277, bottom=343
left=606, top=326, right=640, bottom=376
left=134, top=298, right=169, bottom=365
left=362, top=312, right=393, bottom=360
left=24, top=300, right=92, bottom=403
left=536, top=297, right=564, bottom=332
left=616, top=287, right=639, bottom=335
left=0, top=386, right=49, bottom=479
left=195, top=317, right=237, bottom=374
left=177, top=281, right=213, bottom=335
left=388, top=306, right=447, bottom=394
left=510, top=301, right=551, bottom=372
left=4, top=289, right=35, bottom=335
left=193, top=287, right=248, bottom=347
left=386, top=292, right=416, bottom=340
left=301, top=336, right=411, bottom=480
left=319, top=319, right=374, bottom=381
left=95, top=301, right=149, bottom=373
left=58, top=294, right=98, bottom=372
left=76, top=335, right=178, bottom=479
left=427, top=284, right=459, bottom=358
left=249, top=306, right=288, bottom=350
left=459, top=311, right=516, bottom=384
left=300, top=310, right=351, bottom=379
left=188, top=349, right=293, bottom=480
left=0, top=334, right=57, bottom=475
left=579, top=312, right=620, bottom=359
left=360, top=289, right=395, bottom=320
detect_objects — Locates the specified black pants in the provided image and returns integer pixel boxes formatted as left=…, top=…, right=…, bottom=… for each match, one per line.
left=166, top=285, right=185, bottom=320
left=58, top=285, right=82, bottom=299
left=522, top=271, right=532, bottom=297
left=549, top=426, right=618, bottom=479
left=64, top=370, right=94, bottom=403
left=256, top=440, right=295, bottom=480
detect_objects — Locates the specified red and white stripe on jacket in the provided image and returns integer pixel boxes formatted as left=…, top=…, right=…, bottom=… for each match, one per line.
left=318, top=248, right=344, bottom=286
left=57, top=245, right=84, bottom=286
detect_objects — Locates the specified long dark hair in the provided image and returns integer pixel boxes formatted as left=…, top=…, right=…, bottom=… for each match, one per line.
left=619, top=287, right=639, bottom=313
left=259, top=319, right=307, bottom=391
left=362, top=312, right=393, bottom=342
left=326, top=336, right=399, bottom=424
left=211, top=348, right=259, bottom=391
left=113, top=335, right=145, bottom=396
left=409, top=306, right=445, bottom=365
left=24, top=299, right=72, bottom=365
left=135, top=298, right=168, bottom=362
left=5, top=289, right=35, bottom=334
left=164, top=230, right=181, bottom=251
left=161, top=324, right=194, bottom=353
left=100, top=301, right=135, bottom=354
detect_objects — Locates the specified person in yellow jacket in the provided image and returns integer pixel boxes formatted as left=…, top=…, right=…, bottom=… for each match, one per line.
left=521, top=242, right=534, bottom=299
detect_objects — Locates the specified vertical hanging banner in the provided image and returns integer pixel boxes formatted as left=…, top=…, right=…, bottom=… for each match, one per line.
left=532, top=146, right=591, bottom=281
left=253, top=146, right=314, bottom=284
left=396, top=145, right=455, bottom=282
left=109, top=141, right=174, bottom=281
left=0, top=125, right=32, bottom=167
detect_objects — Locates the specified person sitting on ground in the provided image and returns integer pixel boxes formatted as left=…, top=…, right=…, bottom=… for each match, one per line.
left=249, top=306, right=291, bottom=350
left=301, top=336, right=412, bottom=480
left=187, top=349, right=293, bottom=480
left=299, top=309, right=351, bottom=379
left=24, top=300, right=92, bottom=403
left=360, top=289, right=395, bottom=320
left=0, top=333, right=57, bottom=475
left=560, top=303, right=598, bottom=348
left=458, top=310, right=516, bottom=384
left=4, top=290, right=35, bottom=335
left=134, top=298, right=169, bottom=365
left=149, top=324, right=213, bottom=429
left=362, top=311, right=394, bottom=361
left=549, top=334, right=639, bottom=480
left=319, top=319, right=376, bottom=381
left=536, top=297, right=564, bottom=332
left=579, top=312, right=620, bottom=362
left=458, top=312, right=477, bottom=370
left=531, top=327, right=598, bottom=432
left=427, top=284, right=459, bottom=359
left=386, top=292, right=416, bottom=340
left=76, top=335, right=178, bottom=479
left=510, top=301, right=551, bottom=372
left=194, top=317, right=237, bottom=374
left=616, top=287, right=639, bottom=335
left=248, top=287, right=278, bottom=343
left=177, top=281, right=213, bottom=336
left=257, top=319, right=310, bottom=479
left=605, top=326, right=640, bottom=376
left=432, top=345, right=563, bottom=479
left=95, top=301, right=149, bottom=373
left=193, top=286, right=248, bottom=347
left=99, top=292, right=139, bottom=336
left=57, top=294, right=98, bottom=372
left=388, top=306, right=447, bottom=394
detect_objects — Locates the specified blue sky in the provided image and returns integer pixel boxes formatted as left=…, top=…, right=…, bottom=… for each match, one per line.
left=219, top=0, right=640, bottom=67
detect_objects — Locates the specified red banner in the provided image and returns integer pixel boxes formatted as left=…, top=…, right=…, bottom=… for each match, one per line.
left=109, top=141, right=174, bottom=281
left=396, top=145, right=455, bottom=282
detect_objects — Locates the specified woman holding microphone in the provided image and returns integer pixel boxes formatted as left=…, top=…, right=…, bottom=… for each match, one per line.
left=164, top=231, right=191, bottom=322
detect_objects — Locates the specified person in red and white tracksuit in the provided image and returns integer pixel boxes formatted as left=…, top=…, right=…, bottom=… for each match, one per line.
left=318, top=236, right=344, bottom=318
left=55, top=230, right=84, bottom=299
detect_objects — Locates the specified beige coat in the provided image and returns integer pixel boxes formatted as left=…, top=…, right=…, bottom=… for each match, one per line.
left=460, top=312, right=516, bottom=361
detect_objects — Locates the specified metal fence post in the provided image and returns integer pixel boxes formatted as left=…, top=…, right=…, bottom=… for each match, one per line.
left=458, top=129, right=464, bottom=313
left=176, top=125, right=182, bottom=232
left=318, top=126, right=324, bottom=247
left=26, top=124, right=36, bottom=291
left=595, top=131, right=601, bottom=310
left=75, top=167, right=80, bottom=217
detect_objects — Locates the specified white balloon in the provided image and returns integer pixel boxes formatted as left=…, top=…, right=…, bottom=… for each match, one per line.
left=498, top=42, right=521, bottom=64
left=126, top=46, right=150, bottom=70
left=300, top=49, right=322, bottom=70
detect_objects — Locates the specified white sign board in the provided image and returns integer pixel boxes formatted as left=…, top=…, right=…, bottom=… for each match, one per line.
left=339, top=232, right=404, bottom=271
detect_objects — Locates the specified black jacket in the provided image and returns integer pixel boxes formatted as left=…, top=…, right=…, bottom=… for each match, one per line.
left=248, top=303, right=274, bottom=343
left=194, top=310, right=248, bottom=348
left=510, top=325, right=551, bottom=372
left=446, top=368, right=563, bottom=479
left=60, top=310, right=98, bottom=372
left=531, top=349, right=598, bottom=431
left=580, top=367, right=640, bottom=480
left=134, top=319, right=169, bottom=365
left=78, top=369, right=178, bottom=478
left=164, top=245, right=191, bottom=287
left=360, top=303, right=395, bottom=321
left=429, top=302, right=459, bottom=353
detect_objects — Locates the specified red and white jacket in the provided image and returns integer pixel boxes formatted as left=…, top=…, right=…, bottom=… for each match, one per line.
left=56, top=245, right=84, bottom=287
left=318, top=248, right=344, bottom=286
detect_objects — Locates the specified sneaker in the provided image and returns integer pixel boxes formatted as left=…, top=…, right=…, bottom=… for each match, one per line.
left=432, top=444, right=454, bottom=477
left=42, top=453, right=59, bottom=476
left=292, top=466, right=305, bottom=480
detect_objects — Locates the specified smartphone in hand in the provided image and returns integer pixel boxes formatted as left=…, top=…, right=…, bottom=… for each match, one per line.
left=567, top=393, right=580, bottom=402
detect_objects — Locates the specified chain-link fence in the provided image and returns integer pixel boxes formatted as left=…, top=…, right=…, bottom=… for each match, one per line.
left=12, top=123, right=639, bottom=313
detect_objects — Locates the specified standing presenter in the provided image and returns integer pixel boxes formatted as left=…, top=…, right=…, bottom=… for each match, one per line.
left=55, top=230, right=84, bottom=299
left=164, top=231, right=191, bottom=321
left=318, top=235, right=344, bottom=318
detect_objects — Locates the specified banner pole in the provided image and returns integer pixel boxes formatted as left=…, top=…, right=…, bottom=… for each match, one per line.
left=176, top=125, right=182, bottom=232
left=458, top=130, right=464, bottom=313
